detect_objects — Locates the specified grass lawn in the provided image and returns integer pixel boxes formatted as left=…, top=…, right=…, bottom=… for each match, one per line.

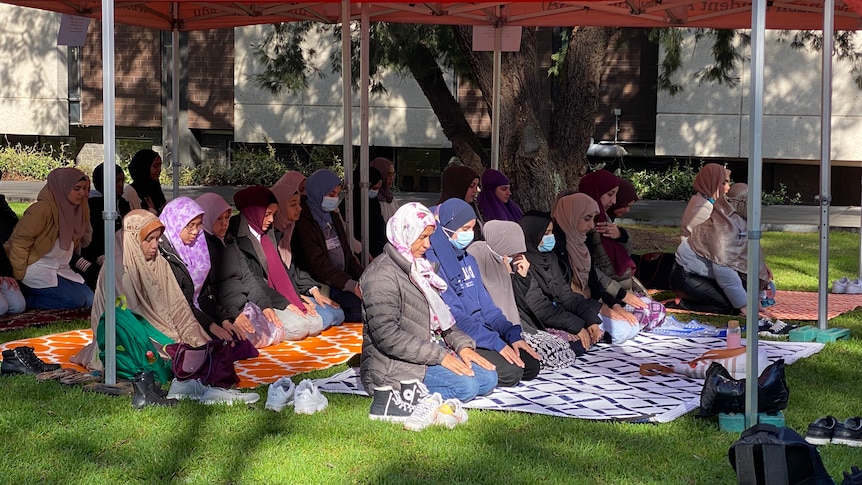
left=1, top=229, right=861, bottom=484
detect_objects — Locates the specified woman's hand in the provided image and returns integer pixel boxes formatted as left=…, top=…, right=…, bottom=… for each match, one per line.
left=262, top=308, right=284, bottom=329
left=300, top=295, right=319, bottom=317
left=512, top=339, right=541, bottom=361
left=587, top=324, right=604, bottom=345
left=233, top=313, right=255, bottom=334
left=352, top=284, right=363, bottom=299
left=0, top=276, right=19, bottom=291
left=441, top=353, right=474, bottom=376
left=498, top=344, right=525, bottom=368
left=609, top=304, right=639, bottom=325
left=221, top=320, right=246, bottom=340
left=622, top=292, right=647, bottom=309
left=209, top=322, right=233, bottom=340
left=286, top=304, right=305, bottom=317
left=596, top=221, right=621, bottom=239
left=458, top=347, right=496, bottom=371
left=311, top=288, right=340, bottom=309
left=512, top=256, right=530, bottom=277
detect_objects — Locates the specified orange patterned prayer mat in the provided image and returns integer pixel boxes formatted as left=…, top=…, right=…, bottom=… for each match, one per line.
left=665, top=290, right=862, bottom=321
left=0, top=323, right=363, bottom=389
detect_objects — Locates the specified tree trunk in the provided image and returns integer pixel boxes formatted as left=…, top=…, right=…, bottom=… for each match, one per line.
left=401, top=42, right=490, bottom=171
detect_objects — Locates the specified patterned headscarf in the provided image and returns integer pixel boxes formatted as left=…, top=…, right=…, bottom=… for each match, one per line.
left=45, top=167, right=91, bottom=250
left=578, top=169, right=635, bottom=277
left=370, top=157, right=395, bottom=203
left=553, top=193, right=599, bottom=296
left=305, top=169, right=342, bottom=229
left=477, top=168, right=523, bottom=222
left=386, top=202, right=454, bottom=333
left=159, top=197, right=210, bottom=309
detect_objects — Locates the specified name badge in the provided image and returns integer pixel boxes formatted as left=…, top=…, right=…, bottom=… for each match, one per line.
left=325, top=236, right=342, bottom=251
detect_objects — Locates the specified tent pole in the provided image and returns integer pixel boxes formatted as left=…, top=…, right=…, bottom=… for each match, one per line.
left=819, top=0, right=834, bottom=330
left=744, top=0, right=766, bottom=430
left=360, top=4, right=370, bottom=265
left=491, top=6, right=502, bottom=171
left=171, top=9, right=180, bottom=199
left=101, top=0, right=117, bottom=385
left=342, top=0, right=353, bottom=239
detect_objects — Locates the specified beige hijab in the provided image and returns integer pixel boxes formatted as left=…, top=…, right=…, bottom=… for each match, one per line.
left=688, top=183, right=770, bottom=285
left=270, top=181, right=301, bottom=269
left=121, top=210, right=210, bottom=346
left=553, top=193, right=599, bottom=296
left=681, top=163, right=731, bottom=238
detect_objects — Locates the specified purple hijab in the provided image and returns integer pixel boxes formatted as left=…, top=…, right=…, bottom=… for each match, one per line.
left=159, top=197, right=211, bottom=309
left=476, top=168, right=523, bottom=222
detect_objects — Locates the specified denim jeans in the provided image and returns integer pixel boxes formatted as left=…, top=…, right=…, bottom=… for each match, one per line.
left=423, top=362, right=498, bottom=402
left=0, top=279, right=26, bottom=315
left=23, top=276, right=94, bottom=310
left=329, top=288, right=362, bottom=323
left=315, top=302, right=345, bottom=331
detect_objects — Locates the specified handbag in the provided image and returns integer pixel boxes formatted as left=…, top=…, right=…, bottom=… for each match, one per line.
left=240, top=302, right=286, bottom=349
left=698, top=359, right=789, bottom=417
left=165, top=339, right=259, bottom=388
left=633, top=251, right=675, bottom=290
left=639, top=346, right=768, bottom=380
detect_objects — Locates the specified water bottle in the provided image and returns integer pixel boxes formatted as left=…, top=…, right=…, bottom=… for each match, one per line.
left=726, top=320, right=742, bottom=349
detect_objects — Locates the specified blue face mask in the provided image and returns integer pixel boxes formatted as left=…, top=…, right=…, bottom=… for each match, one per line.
left=445, top=228, right=474, bottom=250
left=321, top=196, right=340, bottom=212
left=538, top=234, right=556, bottom=253
left=367, top=189, right=379, bottom=199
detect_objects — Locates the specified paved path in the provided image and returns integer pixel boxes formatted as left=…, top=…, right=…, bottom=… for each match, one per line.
left=3, top=180, right=860, bottom=232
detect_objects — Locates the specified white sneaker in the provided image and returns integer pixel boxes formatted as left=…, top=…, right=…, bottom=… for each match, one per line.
left=435, top=398, right=468, bottom=429
left=200, top=387, right=261, bottom=406
left=833, top=277, right=849, bottom=293
left=265, top=377, right=296, bottom=412
left=404, top=392, right=443, bottom=432
left=846, top=278, right=862, bottom=294
left=294, top=379, right=328, bottom=415
left=166, top=378, right=209, bottom=401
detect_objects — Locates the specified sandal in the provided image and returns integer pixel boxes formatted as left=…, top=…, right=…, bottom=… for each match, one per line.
left=36, top=368, right=77, bottom=382
left=83, top=381, right=133, bottom=396
left=59, top=372, right=101, bottom=385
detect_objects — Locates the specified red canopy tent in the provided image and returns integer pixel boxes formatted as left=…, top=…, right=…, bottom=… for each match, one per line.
left=2, top=0, right=859, bottom=427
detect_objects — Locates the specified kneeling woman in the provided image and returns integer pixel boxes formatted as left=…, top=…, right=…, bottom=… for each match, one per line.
left=360, top=203, right=497, bottom=404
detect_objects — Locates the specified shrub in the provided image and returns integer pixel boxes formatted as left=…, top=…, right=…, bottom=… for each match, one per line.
left=0, top=141, right=72, bottom=180
left=621, top=161, right=700, bottom=201
left=762, top=183, right=802, bottom=206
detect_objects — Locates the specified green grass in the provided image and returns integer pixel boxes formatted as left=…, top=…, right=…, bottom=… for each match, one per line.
left=9, top=202, right=29, bottom=218
left=1, top=230, right=861, bottom=483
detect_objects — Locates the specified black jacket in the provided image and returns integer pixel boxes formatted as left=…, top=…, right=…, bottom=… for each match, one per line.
left=158, top=237, right=225, bottom=334
left=553, top=227, right=626, bottom=307
left=204, top=232, right=275, bottom=319
left=513, top=264, right=602, bottom=335
left=0, top=195, right=17, bottom=277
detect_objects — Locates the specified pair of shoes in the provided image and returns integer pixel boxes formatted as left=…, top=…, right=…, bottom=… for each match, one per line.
left=265, top=377, right=296, bottom=412
left=294, top=379, right=328, bottom=415
left=833, top=277, right=862, bottom=294
left=758, top=319, right=797, bottom=338
left=403, top=393, right=468, bottom=431
left=842, top=466, right=862, bottom=485
left=757, top=317, right=774, bottom=334
left=1, top=346, right=62, bottom=375
left=200, top=387, right=260, bottom=405
left=132, top=371, right=177, bottom=409
left=167, top=378, right=210, bottom=401
left=806, top=416, right=862, bottom=447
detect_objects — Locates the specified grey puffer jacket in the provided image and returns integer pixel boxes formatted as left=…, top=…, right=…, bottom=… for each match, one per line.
left=359, top=243, right=476, bottom=395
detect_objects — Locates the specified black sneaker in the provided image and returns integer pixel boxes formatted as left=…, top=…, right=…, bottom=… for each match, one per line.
left=759, top=319, right=797, bottom=339
left=805, top=415, right=838, bottom=446
left=16, top=346, right=61, bottom=372
left=832, top=417, right=862, bottom=447
left=369, top=386, right=414, bottom=423
left=1, top=347, right=61, bottom=375
left=399, top=379, right=430, bottom=406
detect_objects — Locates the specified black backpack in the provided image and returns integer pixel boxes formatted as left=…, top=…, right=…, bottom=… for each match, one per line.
left=728, top=424, right=834, bottom=485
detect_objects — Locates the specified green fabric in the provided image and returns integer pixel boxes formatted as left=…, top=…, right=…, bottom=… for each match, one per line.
left=97, top=302, right=174, bottom=384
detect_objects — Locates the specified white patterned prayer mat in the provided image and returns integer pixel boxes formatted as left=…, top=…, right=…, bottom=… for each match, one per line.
left=314, top=333, right=825, bottom=423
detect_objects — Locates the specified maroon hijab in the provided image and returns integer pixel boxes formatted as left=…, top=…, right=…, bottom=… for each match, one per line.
left=578, top=170, right=636, bottom=277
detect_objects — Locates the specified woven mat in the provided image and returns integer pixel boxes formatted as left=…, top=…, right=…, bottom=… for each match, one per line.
left=665, top=290, right=862, bottom=321
left=315, top=333, right=825, bottom=423
left=0, top=323, right=363, bottom=389
left=0, top=308, right=91, bottom=332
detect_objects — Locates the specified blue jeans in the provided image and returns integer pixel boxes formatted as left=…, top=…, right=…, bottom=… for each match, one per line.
left=23, top=276, right=94, bottom=310
left=315, top=303, right=345, bottom=331
left=423, top=362, right=498, bottom=402
left=329, top=288, right=362, bottom=323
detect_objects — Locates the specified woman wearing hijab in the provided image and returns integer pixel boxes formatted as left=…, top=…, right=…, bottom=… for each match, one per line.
left=158, top=197, right=244, bottom=341
left=0, top=172, right=24, bottom=317
left=128, top=149, right=166, bottom=215
left=195, top=192, right=288, bottom=347
left=518, top=211, right=605, bottom=351
left=270, top=182, right=345, bottom=331
left=361, top=202, right=497, bottom=409
left=343, top=166, right=387, bottom=257
left=78, top=163, right=132, bottom=289
left=425, top=198, right=540, bottom=387
left=468, top=220, right=578, bottom=368
left=681, top=163, right=731, bottom=239
left=476, top=168, right=524, bottom=223
left=370, top=157, right=400, bottom=222
left=608, top=177, right=639, bottom=222
left=291, top=169, right=364, bottom=322
left=226, top=186, right=325, bottom=341
left=553, top=193, right=641, bottom=344
left=4, top=167, right=94, bottom=310
left=274, top=170, right=307, bottom=196
left=438, top=165, right=483, bottom=240
left=670, top=183, right=774, bottom=316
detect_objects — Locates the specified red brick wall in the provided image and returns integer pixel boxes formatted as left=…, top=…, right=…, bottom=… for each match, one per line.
left=187, top=30, right=233, bottom=129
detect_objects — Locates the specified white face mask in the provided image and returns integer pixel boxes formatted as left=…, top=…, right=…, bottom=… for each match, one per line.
left=321, top=196, right=340, bottom=212
left=367, top=189, right=379, bottom=199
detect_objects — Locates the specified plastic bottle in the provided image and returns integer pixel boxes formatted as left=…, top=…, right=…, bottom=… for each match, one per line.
left=726, top=320, right=742, bottom=349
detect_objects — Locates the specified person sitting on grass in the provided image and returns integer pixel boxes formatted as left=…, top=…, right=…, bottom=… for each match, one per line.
left=0, top=172, right=25, bottom=316
left=158, top=197, right=245, bottom=341
left=361, top=202, right=497, bottom=416
left=476, top=168, right=524, bottom=223
left=227, top=186, right=325, bottom=341
left=127, top=149, right=166, bottom=215
left=4, top=167, right=94, bottom=310
left=438, top=164, right=483, bottom=240
left=370, top=157, right=400, bottom=222
left=425, top=198, right=540, bottom=388
left=270, top=180, right=345, bottom=331
left=680, top=163, right=731, bottom=240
